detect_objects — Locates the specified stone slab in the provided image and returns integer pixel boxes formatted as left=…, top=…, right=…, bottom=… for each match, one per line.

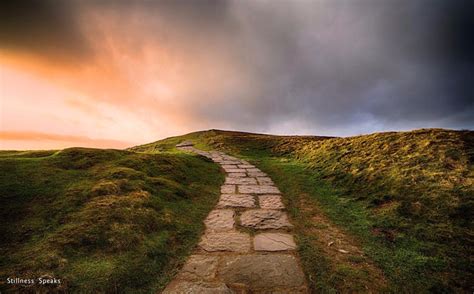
left=224, top=168, right=247, bottom=173
left=163, top=281, right=233, bottom=294
left=257, top=177, right=274, bottom=185
left=246, top=168, right=262, bottom=173
left=227, top=172, right=247, bottom=178
left=254, top=233, right=296, bottom=251
left=220, top=185, right=236, bottom=194
left=240, top=209, right=293, bottom=229
left=204, top=209, right=235, bottom=231
left=225, top=177, right=258, bottom=185
left=199, top=231, right=251, bottom=252
left=238, top=185, right=280, bottom=194
left=238, top=164, right=255, bottom=169
left=247, top=171, right=268, bottom=177
left=176, top=255, right=219, bottom=281
left=217, top=194, right=256, bottom=208
left=218, top=254, right=306, bottom=289
left=221, top=165, right=238, bottom=169
left=258, top=195, right=285, bottom=209
left=221, top=161, right=242, bottom=165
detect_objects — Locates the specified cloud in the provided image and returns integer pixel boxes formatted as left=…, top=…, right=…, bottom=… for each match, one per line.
left=1, top=0, right=473, bottom=145
left=0, top=0, right=91, bottom=64
left=0, top=131, right=132, bottom=149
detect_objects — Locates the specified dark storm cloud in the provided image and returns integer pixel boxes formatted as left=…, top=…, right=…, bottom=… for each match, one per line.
left=2, top=0, right=473, bottom=135
left=154, top=0, right=473, bottom=134
left=0, top=0, right=91, bottom=62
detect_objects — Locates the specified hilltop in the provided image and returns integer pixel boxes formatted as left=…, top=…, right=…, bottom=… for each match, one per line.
left=133, top=128, right=474, bottom=292
left=1, top=128, right=472, bottom=292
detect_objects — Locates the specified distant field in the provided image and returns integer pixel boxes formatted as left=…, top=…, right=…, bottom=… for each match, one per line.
left=136, top=128, right=474, bottom=292
left=0, top=148, right=223, bottom=292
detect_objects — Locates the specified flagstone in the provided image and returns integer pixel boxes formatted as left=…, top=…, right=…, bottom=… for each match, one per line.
left=221, top=185, right=236, bottom=193
left=238, top=185, right=280, bottom=194
left=163, top=281, right=233, bottom=294
left=227, top=172, right=247, bottom=178
left=247, top=171, right=268, bottom=177
left=240, top=209, right=293, bottom=229
left=254, top=233, right=296, bottom=251
left=238, top=164, right=255, bottom=169
left=176, top=255, right=219, bottom=281
left=257, top=177, right=274, bottom=185
left=199, top=231, right=251, bottom=252
left=218, top=254, right=306, bottom=289
left=225, top=177, right=257, bottom=185
left=204, top=209, right=235, bottom=231
left=217, top=194, right=256, bottom=208
left=258, top=195, right=285, bottom=209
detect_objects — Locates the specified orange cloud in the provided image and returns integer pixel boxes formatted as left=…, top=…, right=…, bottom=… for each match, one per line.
left=0, top=131, right=132, bottom=150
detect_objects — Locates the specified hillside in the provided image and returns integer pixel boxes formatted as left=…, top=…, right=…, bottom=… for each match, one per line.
left=1, top=128, right=472, bottom=292
left=134, top=128, right=474, bottom=292
left=0, top=148, right=223, bottom=292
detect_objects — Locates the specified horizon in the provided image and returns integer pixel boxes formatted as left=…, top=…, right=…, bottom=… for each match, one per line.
left=0, top=127, right=467, bottom=151
left=1, top=0, right=473, bottom=150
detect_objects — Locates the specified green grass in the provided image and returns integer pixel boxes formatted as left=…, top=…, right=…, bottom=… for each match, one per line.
left=0, top=147, right=224, bottom=292
left=2, top=128, right=472, bottom=292
left=137, top=128, right=474, bottom=292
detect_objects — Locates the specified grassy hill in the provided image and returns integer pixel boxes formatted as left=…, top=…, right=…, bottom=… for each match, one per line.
left=1, top=128, right=472, bottom=292
left=134, top=128, right=474, bottom=292
left=0, top=148, right=223, bottom=292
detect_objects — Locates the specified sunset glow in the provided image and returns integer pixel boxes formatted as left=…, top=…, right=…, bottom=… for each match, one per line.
left=1, top=1, right=472, bottom=149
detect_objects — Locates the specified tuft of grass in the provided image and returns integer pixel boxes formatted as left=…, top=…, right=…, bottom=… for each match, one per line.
left=0, top=148, right=223, bottom=293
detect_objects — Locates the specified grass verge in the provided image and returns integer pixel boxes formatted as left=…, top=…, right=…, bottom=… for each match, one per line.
left=0, top=147, right=223, bottom=293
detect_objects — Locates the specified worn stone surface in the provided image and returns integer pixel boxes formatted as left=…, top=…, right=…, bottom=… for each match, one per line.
left=217, top=194, right=255, bottom=208
left=218, top=255, right=306, bottom=289
left=167, top=143, right=308, bottom=292
left=258, top=195, right=285, bottom=209
left=221, top=164, right=238, bottom=169
left=238, top=164, right=255, bottom=169
left=221, top=161, right=241, bottom=165
left=176, top=255, right=219, bottom=281
left=227, top=172, right=247, bottom=178
left=247, top=171, right=268, bottom=177
left=199, top=231, right=251, bottom=252
left=238, top=185, right=280, bottom=194
left=225, top=177, right=257, bottom=185
left=257, top=177, right=274, bottom=185
left=221, top=185, right=236, bottom=194
left=225, top=168, right=247, bottom=173
left=204, top=209, right=235, bottom=231
left=240, top=209, right=293, bottom=229
left=163, top=281, right=233, bottom=294
left=254, top=233, right=296, bottom=251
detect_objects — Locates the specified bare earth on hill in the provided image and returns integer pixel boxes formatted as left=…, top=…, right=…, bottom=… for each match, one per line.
left=164, top=142, right=308, bottom=293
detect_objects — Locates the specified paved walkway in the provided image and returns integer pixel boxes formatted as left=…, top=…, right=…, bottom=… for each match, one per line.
left=163, top=141, right=308, bottom=293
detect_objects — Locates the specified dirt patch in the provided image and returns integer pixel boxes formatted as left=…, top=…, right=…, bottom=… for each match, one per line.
left=295, top=196, right=388, bottom=292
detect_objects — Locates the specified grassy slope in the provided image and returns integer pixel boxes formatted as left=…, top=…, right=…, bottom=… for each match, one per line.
left=135, top=128, right=474, bottom=292
left=0, top=147, right=223, bottom=292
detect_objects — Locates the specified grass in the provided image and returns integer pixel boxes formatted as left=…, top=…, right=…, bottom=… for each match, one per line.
left=0, top=147, right=224, bottom=292
left=2, top=128, right=472, bottom=292
left=137, top=128, right=474, bottom=292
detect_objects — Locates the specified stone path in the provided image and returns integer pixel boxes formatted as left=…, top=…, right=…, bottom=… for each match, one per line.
left=163, top=142, right=308, bottom=293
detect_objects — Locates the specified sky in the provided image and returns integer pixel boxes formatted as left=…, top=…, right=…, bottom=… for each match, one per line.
left=0, top=0, right=473, bottom=150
